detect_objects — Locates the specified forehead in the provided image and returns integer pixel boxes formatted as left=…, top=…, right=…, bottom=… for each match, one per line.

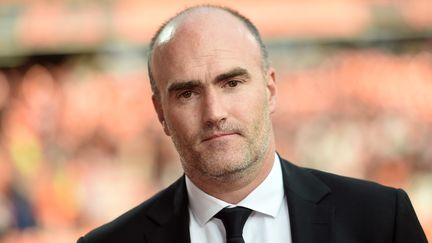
left=151, top=9, right=262, bottom=90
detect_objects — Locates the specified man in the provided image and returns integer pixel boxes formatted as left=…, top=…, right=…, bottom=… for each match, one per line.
left=77, top=5, right=428, bottom=243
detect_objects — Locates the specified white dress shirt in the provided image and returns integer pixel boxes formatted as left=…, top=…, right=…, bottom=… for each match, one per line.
left=186, top=154, right=292, bottom=243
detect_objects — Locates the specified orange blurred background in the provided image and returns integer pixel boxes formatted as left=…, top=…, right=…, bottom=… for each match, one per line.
left=0, top=1, right=431, bottom=242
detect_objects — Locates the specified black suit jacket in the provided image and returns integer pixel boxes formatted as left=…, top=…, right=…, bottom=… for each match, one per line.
left=78, top=158, right=428, bottom=243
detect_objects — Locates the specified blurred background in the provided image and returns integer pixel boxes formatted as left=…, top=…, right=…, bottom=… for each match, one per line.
left=0, top=0, right=431, bottom=242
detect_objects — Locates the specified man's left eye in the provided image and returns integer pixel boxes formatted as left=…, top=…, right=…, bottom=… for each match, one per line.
left=226, top=80, right=240, bottom=87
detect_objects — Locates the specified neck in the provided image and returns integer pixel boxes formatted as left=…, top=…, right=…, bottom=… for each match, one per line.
left=189, top=146, right=276, bottom=204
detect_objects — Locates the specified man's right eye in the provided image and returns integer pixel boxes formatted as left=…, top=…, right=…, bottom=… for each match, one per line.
left=179, top=91, right=193, bottom=99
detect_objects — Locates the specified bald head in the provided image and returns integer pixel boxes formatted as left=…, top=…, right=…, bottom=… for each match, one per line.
left=148, top=5, right=269, bottom=96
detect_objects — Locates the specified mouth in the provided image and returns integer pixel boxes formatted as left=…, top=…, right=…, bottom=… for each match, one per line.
left=201, top=132, right=239, bottom=143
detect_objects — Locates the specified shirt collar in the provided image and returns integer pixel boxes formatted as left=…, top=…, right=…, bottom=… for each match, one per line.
left=185, top=153, right=285, bottom=226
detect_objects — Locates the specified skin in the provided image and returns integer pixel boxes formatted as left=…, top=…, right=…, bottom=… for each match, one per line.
left=150, top=7, right=278, bottom=204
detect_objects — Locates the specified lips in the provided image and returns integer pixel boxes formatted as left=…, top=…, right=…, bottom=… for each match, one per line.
left=201, top=132, right=238, bottom=142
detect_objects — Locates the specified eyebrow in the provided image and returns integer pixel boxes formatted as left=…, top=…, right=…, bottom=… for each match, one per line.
left=167, top=80, right=201, bottom=94
left=214, top=67, right=250, bottom=83
left=166, top=67, right=251, bottom=94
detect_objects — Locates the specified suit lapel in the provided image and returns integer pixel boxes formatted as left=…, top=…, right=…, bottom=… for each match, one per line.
left=281, top=159, right=334, bottom=243
left=145, top=176, right=191, bottom=243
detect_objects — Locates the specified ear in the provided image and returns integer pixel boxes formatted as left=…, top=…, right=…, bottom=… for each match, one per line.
left=265, top=67, right=277, bottom=114
left=152, top=94, right=171, bottom=136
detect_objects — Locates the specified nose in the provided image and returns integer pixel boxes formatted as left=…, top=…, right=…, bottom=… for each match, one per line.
left=202, top=88, right=227, bottom=128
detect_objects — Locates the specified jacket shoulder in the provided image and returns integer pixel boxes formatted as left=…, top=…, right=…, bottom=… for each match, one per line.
left=78, top=176, right=186, bottom=243
left=304, top=166, right=427, bottom=242
left=304, top=167, right=401, bottom=212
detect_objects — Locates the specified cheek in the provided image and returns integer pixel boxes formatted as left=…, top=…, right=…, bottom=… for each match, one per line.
left=234, top=88, right=268, bottom=119
left=166, top=108, right=200, bottom=138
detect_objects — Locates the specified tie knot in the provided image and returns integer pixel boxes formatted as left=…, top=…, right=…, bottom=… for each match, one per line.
left=215, top=206, right=252, bottom=243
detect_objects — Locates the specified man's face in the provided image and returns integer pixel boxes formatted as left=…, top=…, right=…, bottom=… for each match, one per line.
left=151, top=12, right=277, bottom=182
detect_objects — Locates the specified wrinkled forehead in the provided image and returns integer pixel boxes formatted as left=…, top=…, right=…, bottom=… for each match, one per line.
left=150, top=8, right=263, bottom=90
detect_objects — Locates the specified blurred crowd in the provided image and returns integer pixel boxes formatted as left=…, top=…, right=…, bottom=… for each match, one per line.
left=0, top=48, right=431, bottom=242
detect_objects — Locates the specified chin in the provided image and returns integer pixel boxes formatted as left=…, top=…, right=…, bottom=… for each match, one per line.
left=197, top=150, right=256, bottom=178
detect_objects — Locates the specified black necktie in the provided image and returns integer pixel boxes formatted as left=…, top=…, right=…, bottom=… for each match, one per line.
left=214, top=206, right=252, bottom=243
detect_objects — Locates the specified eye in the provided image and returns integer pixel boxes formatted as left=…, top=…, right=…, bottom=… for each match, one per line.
left=226, top=80, right=240, bottom=88
left=179, top=91, right=193, bottom=99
